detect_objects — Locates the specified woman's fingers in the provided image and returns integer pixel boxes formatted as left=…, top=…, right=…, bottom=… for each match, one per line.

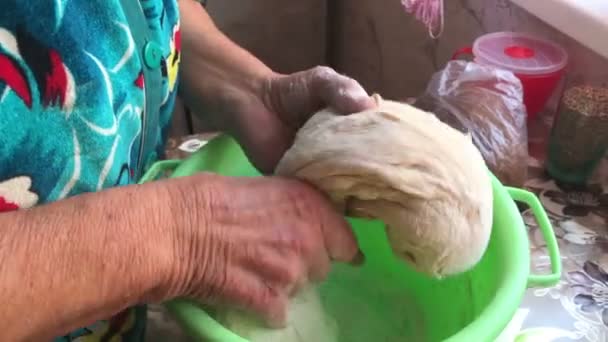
left=299, top=184, right=361, bottom=263
left=180, top=175, right=364, bottom=328
left=267, top=66, right=376, bottom=128
left=214, top=267, right=290, bottom=328
left=309, top=66, right=376, bottom=115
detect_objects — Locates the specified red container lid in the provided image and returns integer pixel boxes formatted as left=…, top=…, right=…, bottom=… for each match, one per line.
left=473, top=32, right=568, bottom=75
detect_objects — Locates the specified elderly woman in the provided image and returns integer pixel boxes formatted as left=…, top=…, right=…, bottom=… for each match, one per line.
left=0, top=0, right=374, bottom=340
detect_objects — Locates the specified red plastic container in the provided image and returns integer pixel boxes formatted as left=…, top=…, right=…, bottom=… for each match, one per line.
left=453, top=32, right=569, bottom=120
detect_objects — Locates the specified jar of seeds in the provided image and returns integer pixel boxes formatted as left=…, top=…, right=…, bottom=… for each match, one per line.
left=546, top=85, right=608, bottom=185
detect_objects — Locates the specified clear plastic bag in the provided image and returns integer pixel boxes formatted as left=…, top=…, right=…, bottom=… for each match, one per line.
left=415, top=60, right=529, bottom=187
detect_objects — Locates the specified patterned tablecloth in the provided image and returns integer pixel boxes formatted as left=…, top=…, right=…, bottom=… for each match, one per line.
left=147, top=115, right=608, bottom=342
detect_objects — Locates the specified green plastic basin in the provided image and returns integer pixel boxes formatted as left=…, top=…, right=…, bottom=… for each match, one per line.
left=141, top=135, right=561, bottom=342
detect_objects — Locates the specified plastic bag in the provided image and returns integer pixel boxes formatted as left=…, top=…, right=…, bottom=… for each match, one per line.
left=414, top=60, right=529, bottom=187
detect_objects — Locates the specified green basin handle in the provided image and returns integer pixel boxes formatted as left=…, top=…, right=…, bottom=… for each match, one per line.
left=165, top=299, right=248, bottom=342
left=506, top=187, right=562, bottom=288
left=138, top=159, right=181, bottom=184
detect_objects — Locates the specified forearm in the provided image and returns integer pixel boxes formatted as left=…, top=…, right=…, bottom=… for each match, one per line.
left=178, top=0, right=275, bottom=129
left=0, top=181, right=180, bottom=341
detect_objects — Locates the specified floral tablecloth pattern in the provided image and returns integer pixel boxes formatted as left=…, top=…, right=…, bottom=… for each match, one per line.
left=148, top=115, right=608, bottom=341
left=499, top=116, right=608, bottom=342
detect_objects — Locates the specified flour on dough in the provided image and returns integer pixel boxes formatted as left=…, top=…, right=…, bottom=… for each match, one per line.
left=215, top=286, right=339, bottom=342
left=276, top=94, right=493, bottom=277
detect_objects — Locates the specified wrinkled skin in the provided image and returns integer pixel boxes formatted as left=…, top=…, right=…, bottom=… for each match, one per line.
left=177, top=66, right=375, bottom=327
left=177, top=3, right=376, bottom=327
left=0, top=2, right=378, bottom=339
left=250, top=67, right=376, bottom=172
left=170, top=174, right=361, bottom=327
left=195, top=66, right=376, bottom=173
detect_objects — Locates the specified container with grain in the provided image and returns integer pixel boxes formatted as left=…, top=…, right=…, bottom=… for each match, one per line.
left=546, top=85, right=608, bottom=185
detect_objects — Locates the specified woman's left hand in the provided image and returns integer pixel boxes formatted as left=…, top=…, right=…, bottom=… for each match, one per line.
left=179, top=1, right=375, bottom=173
left=231, top=66, right=376, bottom=173
left=233, top=67, right=375, bottom=173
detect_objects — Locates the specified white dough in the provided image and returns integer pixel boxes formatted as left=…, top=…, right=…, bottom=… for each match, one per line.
left=216, top=286, right=339, bottom=342
left=276, top=95, right=493, bottom=277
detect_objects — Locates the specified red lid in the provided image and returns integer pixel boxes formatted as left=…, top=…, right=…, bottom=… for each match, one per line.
left=473, top=32, right=568, bottom=75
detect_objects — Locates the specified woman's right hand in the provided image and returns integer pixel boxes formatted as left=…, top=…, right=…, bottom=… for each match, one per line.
left=163, top=173, right=360, bottom=327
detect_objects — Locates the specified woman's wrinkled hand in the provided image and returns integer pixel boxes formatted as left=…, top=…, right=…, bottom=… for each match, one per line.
left=179, top=4, right=375, bottom=172
left=226, top=66, right=376, bottom=174
left=165, top=173, right=360, bottom=328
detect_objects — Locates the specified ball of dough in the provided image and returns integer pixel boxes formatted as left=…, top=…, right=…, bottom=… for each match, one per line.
left=215, top=287, right=339, bottom=342
left=275, top=95, right=493, bottom=277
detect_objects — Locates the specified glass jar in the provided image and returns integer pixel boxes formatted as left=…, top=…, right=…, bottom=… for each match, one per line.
left=546, top=84, right=608, bottom=185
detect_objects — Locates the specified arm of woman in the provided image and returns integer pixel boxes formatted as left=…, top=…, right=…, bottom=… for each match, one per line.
left=178, top=0, right=375, bottom=172
left=0, top=181, right=181, bottom=341
left=1, top=174, right=359, bottom=341
left=0, top=2, right=365, bottom=339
